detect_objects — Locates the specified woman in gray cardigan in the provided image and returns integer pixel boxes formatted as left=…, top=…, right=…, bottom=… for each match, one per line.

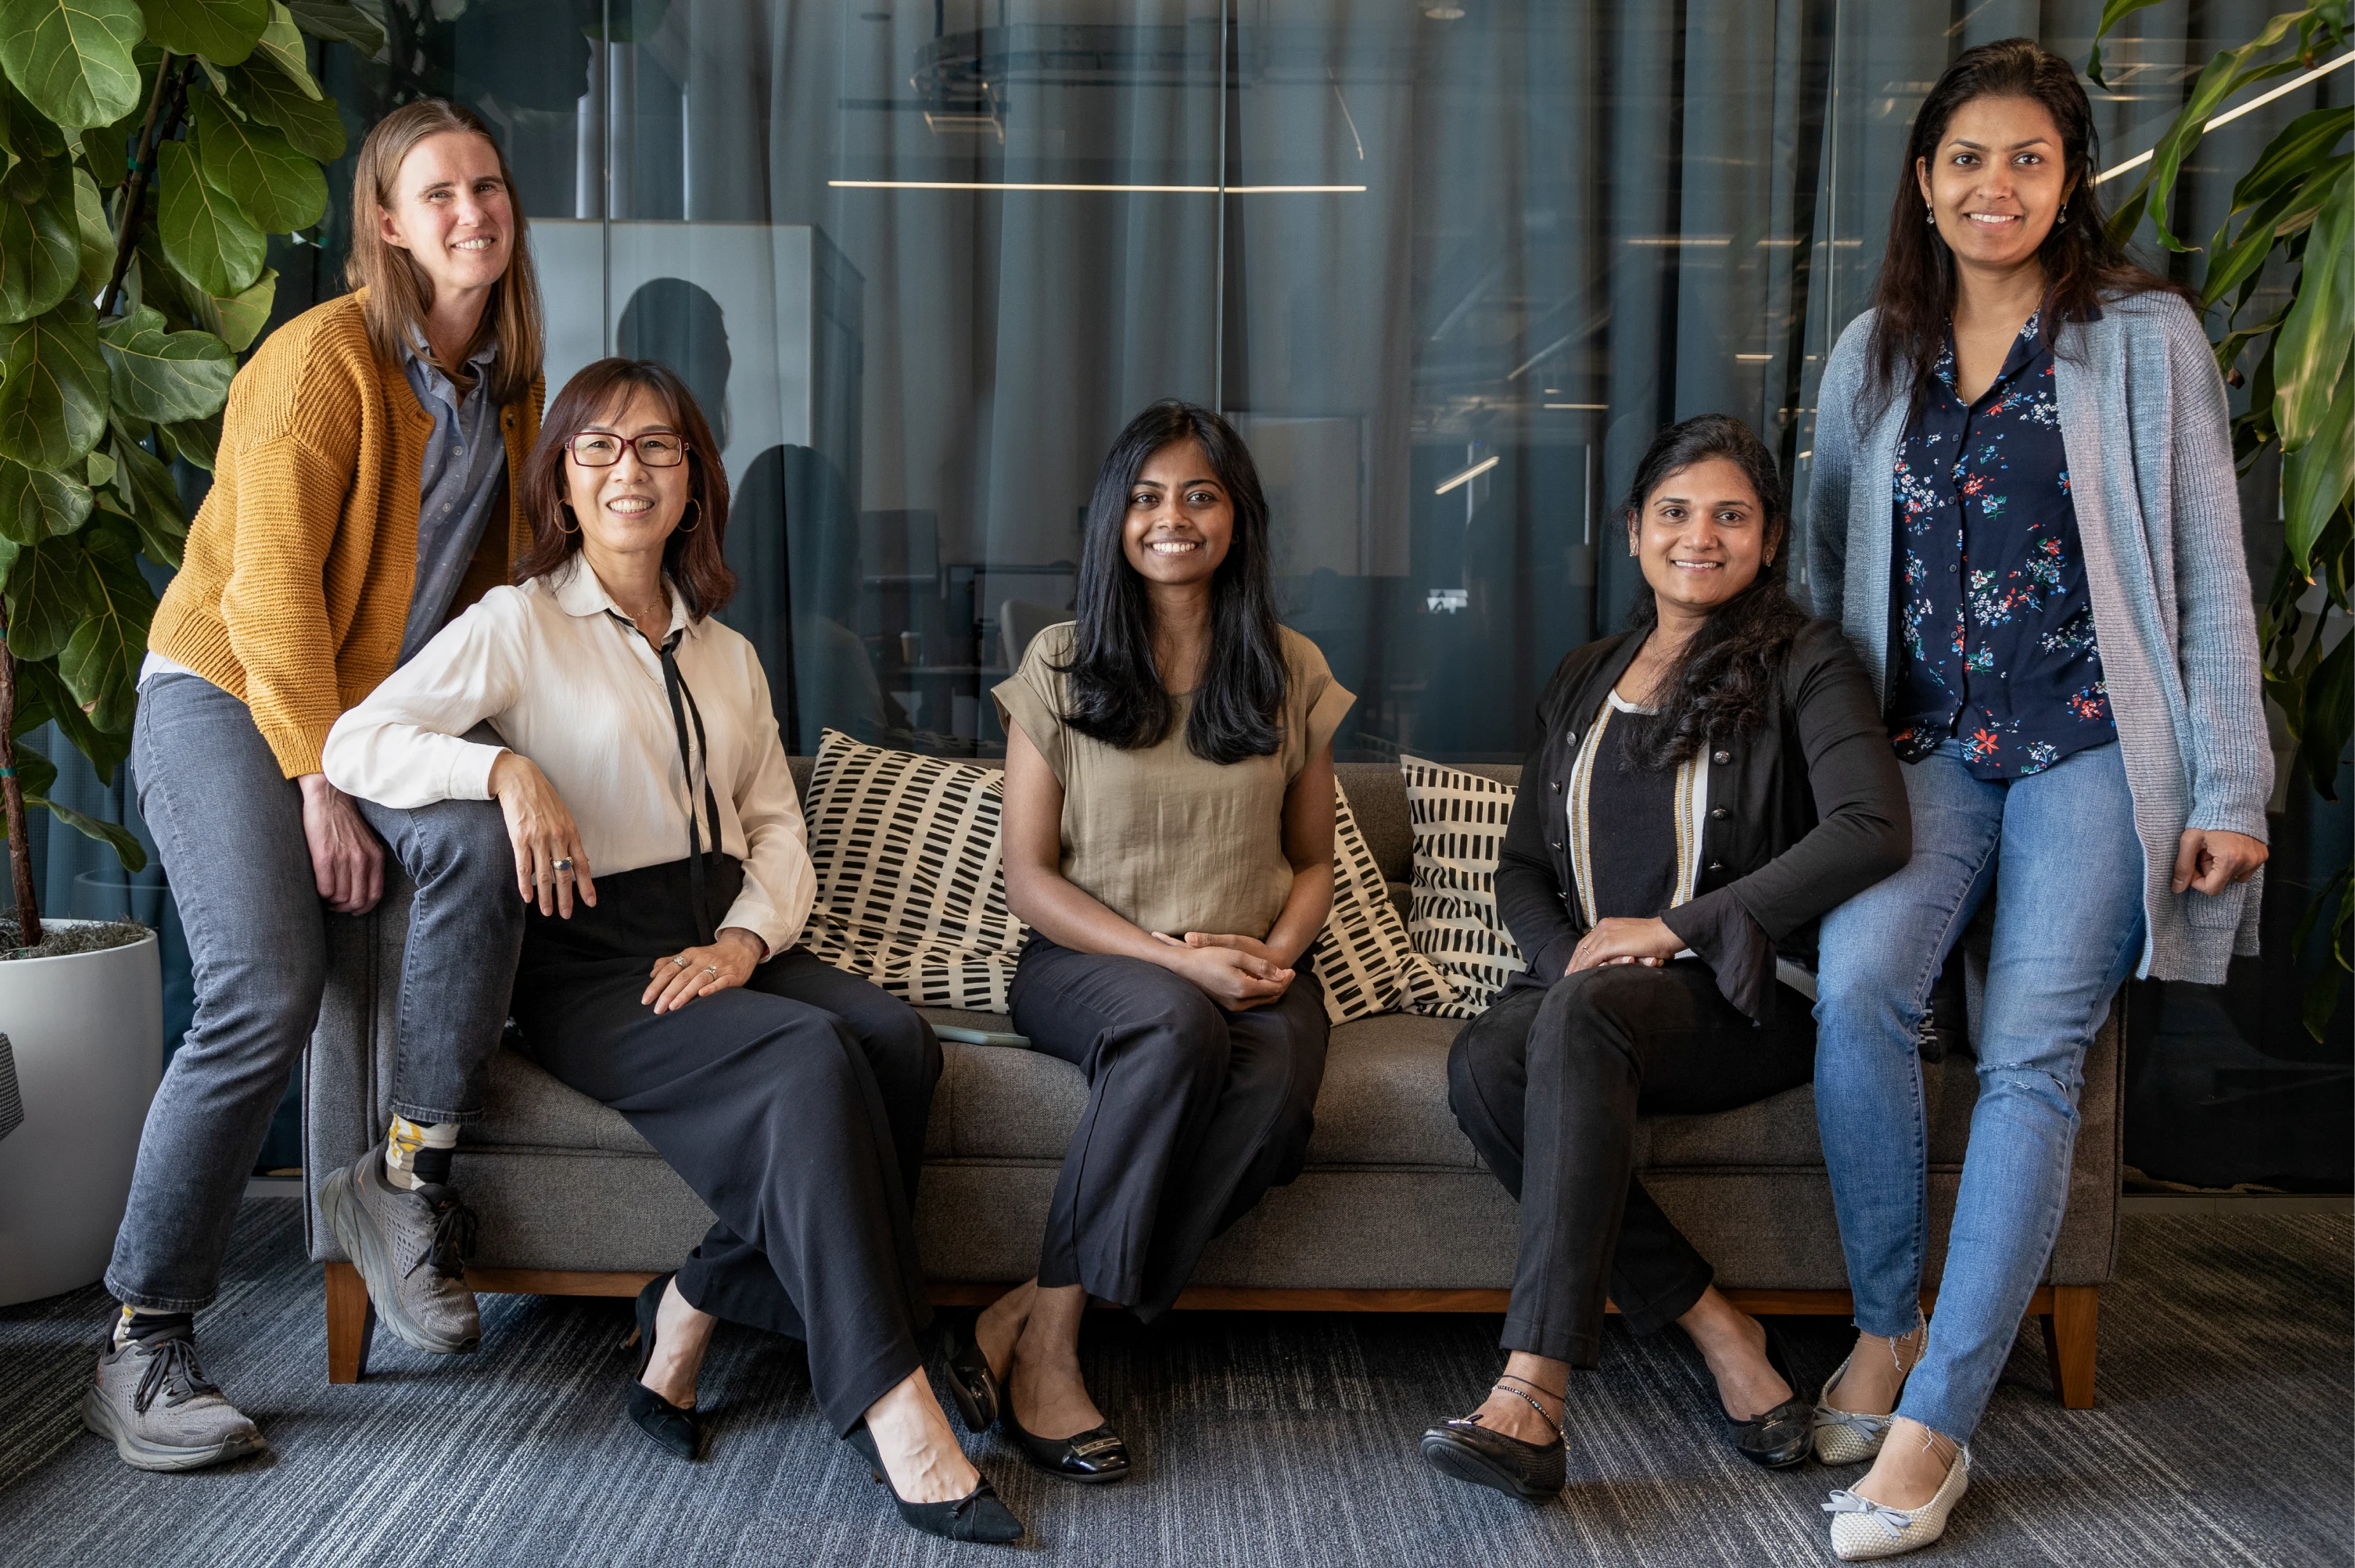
left=1803, top=41, right=2268, bottom=1561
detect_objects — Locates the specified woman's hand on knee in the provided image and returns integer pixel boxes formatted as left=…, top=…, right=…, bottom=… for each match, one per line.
left=2171, top=828, right=2266, bottom=897
left=298, top=773, right=385, bottom=915
left=1151, top=932, right=1292, bottom=1009
left=489, top=751, right=596, bottom=916
left=1567, top=916, right=1680, bottom=974
left=644, top=927, right=764, bottom=1014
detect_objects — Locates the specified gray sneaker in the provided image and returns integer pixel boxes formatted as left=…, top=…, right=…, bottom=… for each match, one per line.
left=82, top=1331, right=265, bottom=1471
left=319, top=1147, right=482, bottom=1355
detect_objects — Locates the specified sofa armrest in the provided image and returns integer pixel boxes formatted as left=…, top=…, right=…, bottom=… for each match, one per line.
left=303, top=868, right=416, bottom=1262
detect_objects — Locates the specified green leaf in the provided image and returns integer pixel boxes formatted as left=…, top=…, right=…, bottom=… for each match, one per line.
left=2136, top=12, right=2309, bottom=252
left=0, top=457, right=92, bottom=544
left=2282, top=364, right=2353, bottom=573
left=0, top=160, right=85, bottom=325
left=9, top=652, right=126, bottom=776
left=2229, top=106, right=2354, bottom=215
left=0, top=0, right=144, bottom=131
left=84, top=446, right=113, bottom=487
left=221, top=62, right=340, bottom=160
left=7, top=740, right=59, bottom=801
left=192, top=94, right=323, bottom=232
left=156, top=409, right=218, bottom=468
left=1, top=534, right=89, bottom=660
left=252, top=2, right=319, bottom=99
left=60, top=524, right=152, bottom=731
left=2298, top=621, right=2352, bottom=801
left=285, top=0, right=382, bottom=55
left=158, top=137, right=264, bottom=296
left=2276, top=168, right=2353, bottom=455
left=105, top=430, right=185, bottom=566
left=139, top=0, right=270, bottom=64
left=98, top=301, right=234, bottom=423
left=71, top=166, right=113, bottom=301
left=0, top=300, right=109, bottom=468
left=2201, top=158, right=2349, bottom=312
left=23, top=793, right=144, bottom=869
left=2086, top=0, right=2172, bottom=89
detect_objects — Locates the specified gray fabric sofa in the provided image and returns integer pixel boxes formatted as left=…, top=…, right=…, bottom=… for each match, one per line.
left=306, top=761, right=2117, bottom=1403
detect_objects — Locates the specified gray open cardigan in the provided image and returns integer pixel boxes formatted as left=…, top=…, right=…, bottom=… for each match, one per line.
left=1805, top=290, right=2270, bottom=985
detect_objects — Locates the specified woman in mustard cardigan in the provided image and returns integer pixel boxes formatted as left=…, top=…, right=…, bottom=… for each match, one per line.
left=83, top=100, right=547, bottom=1473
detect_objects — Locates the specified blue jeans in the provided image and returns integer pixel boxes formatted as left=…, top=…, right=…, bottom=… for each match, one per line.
left=1814, top=739, right=2144, bottom=1444
left=105, top=674, right=524, bottom=1312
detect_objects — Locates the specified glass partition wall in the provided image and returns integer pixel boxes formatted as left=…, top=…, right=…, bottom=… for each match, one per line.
left=24, top=1, right=2343, bottom=1176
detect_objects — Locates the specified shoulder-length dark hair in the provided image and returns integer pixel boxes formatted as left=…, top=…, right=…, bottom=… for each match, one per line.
left=1620, top=415, right=1809, bottom=769
left=1060, top=400, right=1287, bottom=764
left=1867, top=37, right=2187, bottom=409
left=513, top=358, right=736, bottom=621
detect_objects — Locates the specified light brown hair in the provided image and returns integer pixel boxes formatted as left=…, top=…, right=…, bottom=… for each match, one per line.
left=344, top=99, right=544, bottom=407
left=515, top=359, right=737, bottom=621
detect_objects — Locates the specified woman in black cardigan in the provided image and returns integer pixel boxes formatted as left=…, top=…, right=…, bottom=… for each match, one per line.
left=1420, top=415, right=1910, bottom=1501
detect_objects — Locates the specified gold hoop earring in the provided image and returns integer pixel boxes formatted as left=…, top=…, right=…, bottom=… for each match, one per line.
left=558, top=502, right=579, bottom=536
left=674, top=499, right=701, bottom=534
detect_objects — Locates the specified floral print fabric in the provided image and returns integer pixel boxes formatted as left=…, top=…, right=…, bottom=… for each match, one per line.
left=1885, top=310, right=2115, bottom=778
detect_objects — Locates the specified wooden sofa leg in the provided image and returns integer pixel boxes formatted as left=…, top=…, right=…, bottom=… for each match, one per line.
left=326, top=1262, right=375, bottom=1385
left=2040, top=1285, right=2098, bottom=1409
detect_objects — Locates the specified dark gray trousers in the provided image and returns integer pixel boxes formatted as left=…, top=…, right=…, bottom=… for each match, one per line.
left=108, top=673, right=522, bottom=1312
left=513, top=857, right=940, bottom=1434
left=1009, top=936, right=1328, bottom=1320
left=1448, top=962, right=1816, bottom=1367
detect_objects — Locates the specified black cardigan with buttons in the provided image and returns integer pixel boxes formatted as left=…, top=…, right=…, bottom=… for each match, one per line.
left=1493, top=616, right=1911, bottom=1021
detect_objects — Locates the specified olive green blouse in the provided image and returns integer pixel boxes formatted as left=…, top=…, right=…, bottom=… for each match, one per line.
left=993, top=622, right=1355, bottom=939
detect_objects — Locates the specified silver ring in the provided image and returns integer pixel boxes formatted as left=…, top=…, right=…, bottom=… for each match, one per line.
left=701, top=965, right=719, bottom=976
left=672, top=955, right=690, bottom=969
left=552, top=857, right=574, bottom=872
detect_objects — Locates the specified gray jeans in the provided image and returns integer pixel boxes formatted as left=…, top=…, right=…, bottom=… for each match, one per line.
left=106, top=674, right=523, bottom=1312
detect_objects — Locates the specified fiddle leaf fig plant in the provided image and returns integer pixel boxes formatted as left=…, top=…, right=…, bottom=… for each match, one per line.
left=2092, top=1, right=2353, bottom=1035
left=0, top=0, right=380, bottom=948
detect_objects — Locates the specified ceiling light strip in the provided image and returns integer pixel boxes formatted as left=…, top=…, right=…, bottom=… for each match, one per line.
left=2096, top=51, right=2352, bottom=184
left=1434, top=454, right=1500, bottom=495
left=827, top=179, right=1368, bottom=193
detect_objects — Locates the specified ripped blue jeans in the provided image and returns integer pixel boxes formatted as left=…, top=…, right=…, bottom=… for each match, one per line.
left=1814, top=738, right=2144, bottom=1445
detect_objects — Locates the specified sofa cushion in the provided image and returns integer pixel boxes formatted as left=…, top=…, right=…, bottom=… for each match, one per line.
left=1400, top=756, right=1527, bottom=1019
left=1310, top=782, right=1457, bottom=1023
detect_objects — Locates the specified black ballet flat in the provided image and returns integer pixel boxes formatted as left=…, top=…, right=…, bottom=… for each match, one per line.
left=941, top=1318, right=1002, bottom=1434
left=1000, top=1396, right=1132, bottom=1484
left=844, top=1419, right=1024, bottom=1544
left=1724, top=1329, right=1813, bottom=1470
left=1419, top=1381, right=1566, bottom=1503
left=621, top=1273, right=702, bottom=1461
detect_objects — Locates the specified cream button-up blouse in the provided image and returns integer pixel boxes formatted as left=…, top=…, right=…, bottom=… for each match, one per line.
left=322, top=556, right=814, bottom=956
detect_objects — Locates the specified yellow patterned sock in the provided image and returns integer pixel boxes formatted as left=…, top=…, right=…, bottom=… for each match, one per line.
left=385, top=1116, right=460, bottom=1191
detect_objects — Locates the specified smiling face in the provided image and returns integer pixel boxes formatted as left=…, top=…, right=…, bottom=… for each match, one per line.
left=562, top=386, right=691, bottom=568
left=1121, top=438, right=1234, bottom=589
left=377, top=131, right=513, bottom=306
left=1916, top=94, right=2073, bottom=274
left=1626, top=455, right=1774, bottom=617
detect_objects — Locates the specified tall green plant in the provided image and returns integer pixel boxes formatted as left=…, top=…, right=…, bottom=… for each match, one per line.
left=0, top=0, right=382, bottom=948
left=2092, top=2, right=2354, bottom=1037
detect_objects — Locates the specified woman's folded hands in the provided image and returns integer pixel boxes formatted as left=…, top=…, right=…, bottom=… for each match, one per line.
left=1151, top=931, right=1294, bottom=1009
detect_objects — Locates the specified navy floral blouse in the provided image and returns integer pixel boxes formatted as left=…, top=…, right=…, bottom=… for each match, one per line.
left=1886, top=309, right=2115, bottom=779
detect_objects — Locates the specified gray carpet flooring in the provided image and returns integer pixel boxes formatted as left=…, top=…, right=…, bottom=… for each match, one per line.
left=0, top=1202, right=2345, bottom=1567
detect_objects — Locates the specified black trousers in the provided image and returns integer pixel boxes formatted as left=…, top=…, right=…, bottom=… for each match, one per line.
left=1448, top=960, right=1815, bottom=1368
left=1009, top=936, right=1329, bottom=1320
left=512, top=856, right=942, bottom=1434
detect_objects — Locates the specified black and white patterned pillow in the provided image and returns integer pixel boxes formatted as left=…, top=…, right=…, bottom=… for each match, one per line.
left=1310, top=780, right=1458, bottom=1024
left=1400, top=756, right=1525, bottom=1019
left=799, top=730, right=1027, bottom=1012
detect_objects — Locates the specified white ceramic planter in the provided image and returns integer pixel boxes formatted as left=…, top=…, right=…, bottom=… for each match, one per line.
left=0, top=922, right=163, bottom=1306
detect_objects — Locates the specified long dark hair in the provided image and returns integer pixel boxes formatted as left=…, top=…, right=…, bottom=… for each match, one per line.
left=1059, top=400, right=1287, bottom=764
left=1867, top=37, right=2186, bottom=409
left=514, top=357, right=736, bottom=621
left=1620, top=415, right=1808, bottom=769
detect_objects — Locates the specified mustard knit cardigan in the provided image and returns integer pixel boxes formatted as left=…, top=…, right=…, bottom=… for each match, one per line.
left=147, top=290, right=543, bottom=777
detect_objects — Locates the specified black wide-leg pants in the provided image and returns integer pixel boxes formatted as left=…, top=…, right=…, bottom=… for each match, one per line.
left=1008, top=936, right=1329, bottom=1320
left=1448, top=960, right=1815, bottom=1368
left=512, top=857, right=941, bottom=1435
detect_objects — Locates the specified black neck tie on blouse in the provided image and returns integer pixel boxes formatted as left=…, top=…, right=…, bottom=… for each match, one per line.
left=613, top=611, right=725, bottom=946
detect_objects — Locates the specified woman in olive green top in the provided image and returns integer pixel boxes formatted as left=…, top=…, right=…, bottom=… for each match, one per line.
left=944, top=401, right=1353, bottom=1485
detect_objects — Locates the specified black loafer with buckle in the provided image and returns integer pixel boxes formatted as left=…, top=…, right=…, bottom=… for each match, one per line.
left=1725, top=1331, right=1813, bottom=1469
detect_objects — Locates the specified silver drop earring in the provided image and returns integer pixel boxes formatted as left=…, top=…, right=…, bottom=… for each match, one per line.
left=1926, top=203, right=1936, bottom=227
left=2059, top=203, right=2069, bottom=224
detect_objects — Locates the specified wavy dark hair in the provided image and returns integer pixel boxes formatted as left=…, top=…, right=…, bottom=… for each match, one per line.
left=514, top=357, right=736, bottom=621
left=1058, top=401, right=1287, bottom=763
left=1619, top=415, right=1808, bottom=770
left=1867, top=37, right=2187, bottom=410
